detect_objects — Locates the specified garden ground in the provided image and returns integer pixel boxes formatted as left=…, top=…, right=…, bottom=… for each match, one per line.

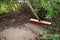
left=0, top=8, right=47, bottom=40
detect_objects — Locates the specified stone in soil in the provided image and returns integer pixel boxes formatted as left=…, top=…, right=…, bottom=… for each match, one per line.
left=0, top=27, right=37, bottom=40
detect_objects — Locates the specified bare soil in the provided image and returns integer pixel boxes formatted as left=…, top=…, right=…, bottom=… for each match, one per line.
left=0, top=6, right=47, bottom=40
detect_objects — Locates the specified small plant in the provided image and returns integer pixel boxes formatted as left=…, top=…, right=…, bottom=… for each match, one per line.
left=40, top=34, right=60, bottom=40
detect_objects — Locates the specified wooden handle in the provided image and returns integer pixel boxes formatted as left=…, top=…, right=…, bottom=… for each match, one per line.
left=25, top=0, right=39, bottom=20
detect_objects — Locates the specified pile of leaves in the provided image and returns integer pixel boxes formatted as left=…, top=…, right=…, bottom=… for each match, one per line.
left=0, top=0, right=21, bottom=14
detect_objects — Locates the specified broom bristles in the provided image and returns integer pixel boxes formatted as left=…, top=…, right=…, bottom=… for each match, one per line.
left=30, top=18, right=52, bottom=26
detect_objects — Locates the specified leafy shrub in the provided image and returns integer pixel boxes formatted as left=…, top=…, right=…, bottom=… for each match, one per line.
left=30, top=0, right=60, bottom=19
left=0, top=0, right=21, bottom=14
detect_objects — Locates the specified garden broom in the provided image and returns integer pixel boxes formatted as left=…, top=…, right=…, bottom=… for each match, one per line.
left=25, top=0, right=52, bottom=26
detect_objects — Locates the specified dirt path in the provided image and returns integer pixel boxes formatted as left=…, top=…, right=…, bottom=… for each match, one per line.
left=0, top=25, right=37, bottom=40
left=0, top=23, right=47, bottom=40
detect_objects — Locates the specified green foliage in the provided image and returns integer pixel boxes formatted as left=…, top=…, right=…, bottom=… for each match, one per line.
left=0, top=0, right=21, bottom=14
left=41, top=34, right=60, bottom=40
left=30, top=0, right=60, bottom=19
left=42, top=19, right=60, bottom=40
left=30, top=0, right=60, bottom=40
left=30, top=0, right=41, bottom=13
